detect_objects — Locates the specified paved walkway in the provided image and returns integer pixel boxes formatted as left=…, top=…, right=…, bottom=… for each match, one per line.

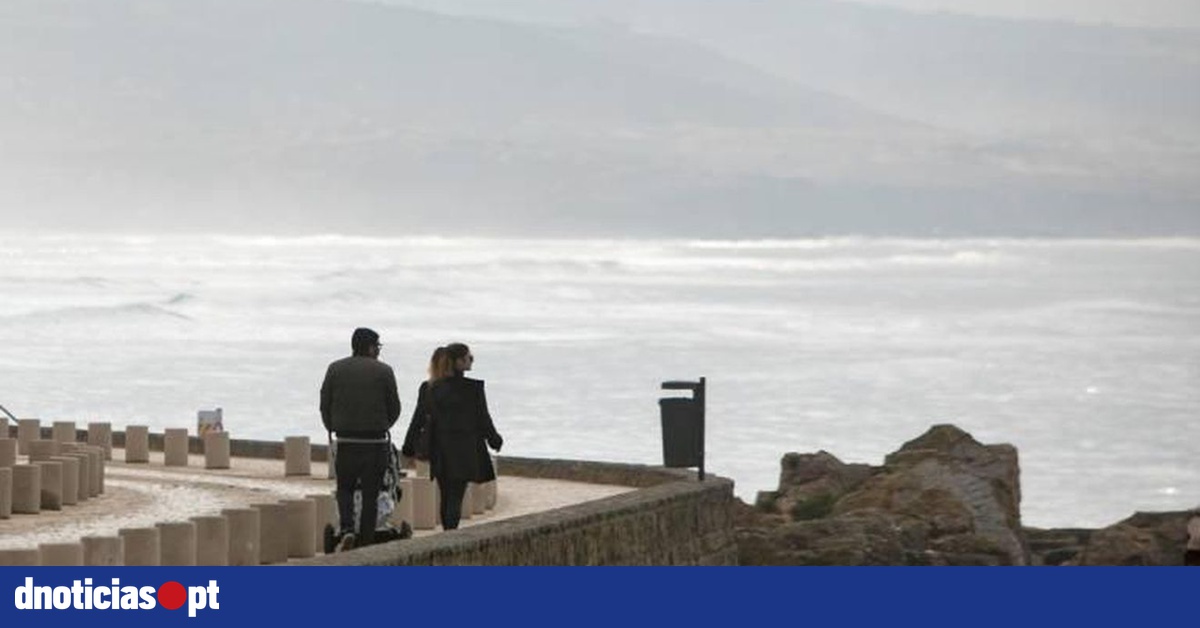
left=0, top=450, right=633, bottom=552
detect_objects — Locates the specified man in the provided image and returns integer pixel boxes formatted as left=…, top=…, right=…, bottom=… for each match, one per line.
left=320, top=327, right=401, bottom=551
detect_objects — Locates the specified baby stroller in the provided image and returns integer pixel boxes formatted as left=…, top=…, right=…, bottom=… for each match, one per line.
left=323, top=434, right=413, bottom=553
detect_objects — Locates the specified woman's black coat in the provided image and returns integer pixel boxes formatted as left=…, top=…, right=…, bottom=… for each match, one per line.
left=428, top=375, right=502, bottom=483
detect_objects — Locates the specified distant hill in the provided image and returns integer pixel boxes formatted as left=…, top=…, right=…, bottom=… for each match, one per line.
left=0, top=0, right=1195, bottom=236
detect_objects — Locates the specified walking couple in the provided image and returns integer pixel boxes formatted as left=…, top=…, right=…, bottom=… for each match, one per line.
left=319, top=328, right=503, bottom=551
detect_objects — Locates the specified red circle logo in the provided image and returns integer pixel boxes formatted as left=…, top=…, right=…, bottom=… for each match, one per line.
left=157, top=581, right=187, bottom=610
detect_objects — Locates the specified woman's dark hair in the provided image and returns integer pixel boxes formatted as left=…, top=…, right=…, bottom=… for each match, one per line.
left=445, top=343, right=470, bottom=374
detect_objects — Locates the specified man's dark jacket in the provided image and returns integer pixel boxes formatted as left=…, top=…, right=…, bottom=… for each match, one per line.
left=320, top=355, right=401, bottom=438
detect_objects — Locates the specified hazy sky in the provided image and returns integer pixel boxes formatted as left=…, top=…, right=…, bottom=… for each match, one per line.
left=842, top=0, right=1200, bottom=29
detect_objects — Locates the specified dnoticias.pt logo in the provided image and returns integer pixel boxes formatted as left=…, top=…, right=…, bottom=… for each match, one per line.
left=14, top=578, right=220, bottom=617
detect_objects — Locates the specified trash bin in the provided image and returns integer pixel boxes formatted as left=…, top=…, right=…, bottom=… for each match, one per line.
left=659, top=398, right=703, bottom=468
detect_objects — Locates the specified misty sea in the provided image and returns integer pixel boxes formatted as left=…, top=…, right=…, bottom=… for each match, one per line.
left=0, top=234, right=1196, bottom=528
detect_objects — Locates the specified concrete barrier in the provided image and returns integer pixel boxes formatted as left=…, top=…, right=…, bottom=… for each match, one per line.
left=0, top=548, right=40, bottom=566
left=157, top=521, right=198, bottom=566
left=125, top=425, right=150, bottom=463
left=40, top=542, right=84, bottom=566
left=282, top=499, right=317, bottom=559
left=411, top=477, right=438, bottom=530
left=17, top=419, right=40, bottom=455
left=0, top=417, right=6, bottom=437
left=32, top=460, right=63, bottom=511
left=11, top=464, right=41, bottom=514
left=87, top=422, right=113, bottom=460
left=82, top=536, right=124, bottom=566
left=119, top=527, right=161, bottom=566
left=308, top=493, right=336, bottom=554
left=284, top=436, right=311, bottom=477
left=27, top=438, right=60, bottom=461
left=52, top=421, right=76, bottom=444
left=164, top=428, right=189, bottom=466
left=0, top=438, right=16, bottom=468
left=62, top=452, right=90, bottom=503
left=204, top=431, right=231, bottom=469
left=0, top=467, right=10, bottom=519
left=484, top=480, right=497, bottom=510
left=471, top=482, right=487, bottom=515
left=50, top=456, right=79, bottom=506
left=191, top=515, right=229, bottom=566
left=222, top=508, right=261, bottom=566
left=252, top=502, right=289, bottom=564
left=395, top=478, right=415, bottom=527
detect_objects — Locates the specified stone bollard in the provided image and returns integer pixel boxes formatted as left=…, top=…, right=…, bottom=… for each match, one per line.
left=119, top=527, right=161, bottom=566
left=87, top=422, right=113, bottom=460
left=50, top=456, right=79, bottom=506
left=0, top=548, right=40, bottom=566
left=395, top=478, right=415, bottom=527
left=284, top=436, right=311, bottom=477
left=471, top=482, right=488, bottom=515
left=40, top=543, right=85, bottom=566
left=164, top=428, right=189, bottom=466
left=82, top=536, right=124, bottom=566
left=17, top=419, right=40, bottom=455
left=28, top=439, right=61, bottom=461
left=11, top=464, right=41, bottom=514
left=282, top=499, right=317, bottom=559
left=222, top=508, right=261, bottom=567
left=484, top=480, right=497, bottom=510
left=125, top=425, right=150, bottom=463
left=157, top=521, right=198, bottom=566
left=251, top=503, right=289, bottom=564
left=32, top=460, right=63, bottom=511
left=460, top=483, right=474, bottom=520
left=190, top=515, right=229, bottom=566
left=204, top=431, right=231, bottom=470
left=76, top=446, right=102, bottom=497
left=0, top=438, right=16, bottom=468
left=52, top=421, right=77, bottom=444
left=308, top=493, right=336, bottom=554
left=411, top=476, right=438, bottom=530
left=0, top=467, right=10, bottom=519
left=63, top=452, right=90, bottom=503
left=416, top=459, right=431, bottom=478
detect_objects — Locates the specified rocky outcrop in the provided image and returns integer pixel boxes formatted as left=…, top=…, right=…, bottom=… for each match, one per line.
left=1074, top=511, right=1194, bottom=566
left=738, top=424, right=1030, bottom=565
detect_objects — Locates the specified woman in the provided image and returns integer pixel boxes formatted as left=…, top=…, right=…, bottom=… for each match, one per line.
left=400, top=346, right=450, bottom=463
left=427, top=342, right=503, bottom=530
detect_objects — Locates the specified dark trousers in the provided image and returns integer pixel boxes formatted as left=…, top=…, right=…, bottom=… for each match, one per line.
left=438, top=478, right=469, bottom=531
left=335, top=441, right=388, bottom=546
left=1186, top=549, right=1200, bottom=566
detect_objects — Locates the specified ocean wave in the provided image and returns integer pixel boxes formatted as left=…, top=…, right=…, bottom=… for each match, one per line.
left=1, top=302, right=193, bottom=323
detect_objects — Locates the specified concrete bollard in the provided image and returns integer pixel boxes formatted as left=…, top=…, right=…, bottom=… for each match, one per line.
left=308, top=493, right=336, bottom=555
left=50, top=456, right=79, bottom=506
left=125, top=425, right=150, bottom=463
left=460, top=483, right=474, bottom=520
left=0, top=467, right=10, bottom=519
left=164, top=428, right=189, bottom=466
left=52, top=421, right=76, bottom=444
left=284, top=436, right=311, bottom=477
left=484, top=480, right=497, bottom=510
left=39, top=542, right=84, bottom=566
left=471, top=482, right=488, bottom=515
left=32, top=460, right=63, bottom=511
left=251, top=503, right=289, bottom=564
left=28, top=439, right=61, bottom=461
left=80, top=446, right=102, bottom=497
left=11, top=464, right=41, bottom=514
left=157, top=521, right=198, bottom=566
left=416, top=459, right=431, bottom=478
left=0, top=438, right=16, bottom=468
left=222, top=508, right=261, bottom=567
left=204, top=431, right=231, bottom=470
left=87, top=422, right=113, bottom=460
left=0, top=548, right=40, bottom=566
left=17, top=419, right=40, bottom=455
left=82, top=536, right=124, bottom=566
left=395, top=478, right=415, bottom=527
left=63, top=452, right=90, bottom=503
left=282, top=499, right=317, bottom=559
left=190, top=515, right=229, bottom=566
left=411, top=476, right=438, bottom=530
left=119, top=527, right=161, bottom=566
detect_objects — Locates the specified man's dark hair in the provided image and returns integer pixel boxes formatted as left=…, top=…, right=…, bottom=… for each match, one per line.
left=351, top=327, right=380, bottom=356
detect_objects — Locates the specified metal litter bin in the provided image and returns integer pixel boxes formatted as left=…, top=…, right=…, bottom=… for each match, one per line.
left=659, top=377, right=706, bottom=480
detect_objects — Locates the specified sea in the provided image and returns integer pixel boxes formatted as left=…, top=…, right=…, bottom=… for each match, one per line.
left=0, top=233, right=1196, bottom=529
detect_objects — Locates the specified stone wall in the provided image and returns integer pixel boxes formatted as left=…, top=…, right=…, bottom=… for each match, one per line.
left=301, top=458, right=737, bottom=566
